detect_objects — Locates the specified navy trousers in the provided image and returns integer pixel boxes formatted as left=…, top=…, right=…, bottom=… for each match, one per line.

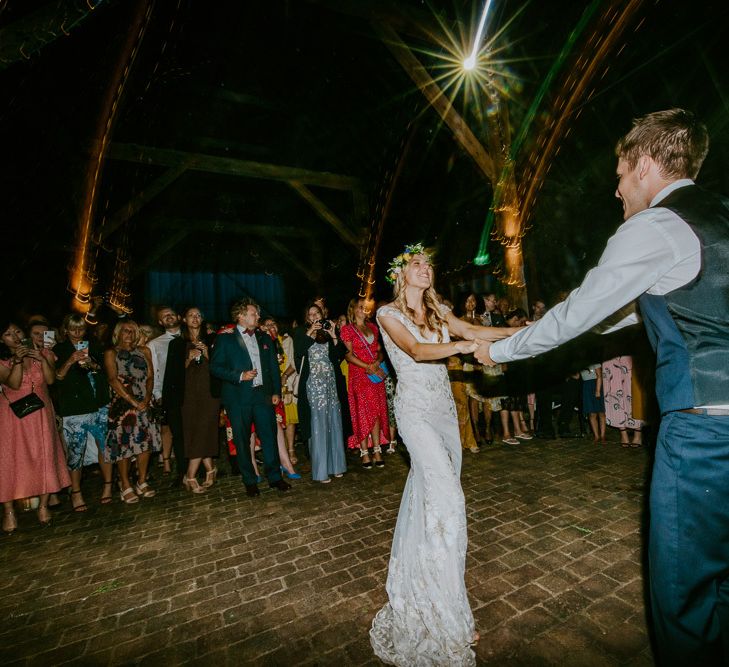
left=649, top=411, right=729, bottom=666
left=224, top=388, right=281, bottom=487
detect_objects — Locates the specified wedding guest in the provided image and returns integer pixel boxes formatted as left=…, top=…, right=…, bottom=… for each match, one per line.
left=0, top=320, right=70, bottom=533
left=54, top=314, right=113, bottom=509
left=104, top=320, right=159, bottom=504
left=163, top=307, right=221, bottom=494
left=603, top=355, right=643, bottom=447
left=340, top=298, right=390, bottom=468
left=294, top=303, right=349, bottom=483
left=279, top=322, right=299, bottom=465
left=581, top=362, right=606, bottom=443
left=260, top=317, right=300, bottom=479
left=147, top=306, right=182, bottom=478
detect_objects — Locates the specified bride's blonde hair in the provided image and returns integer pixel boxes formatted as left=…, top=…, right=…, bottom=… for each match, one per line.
left=391, top=256, right=447, bottom=342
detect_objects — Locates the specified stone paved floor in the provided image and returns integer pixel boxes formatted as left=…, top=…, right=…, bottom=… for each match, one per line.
left=0, top=436, right=655, bottom=666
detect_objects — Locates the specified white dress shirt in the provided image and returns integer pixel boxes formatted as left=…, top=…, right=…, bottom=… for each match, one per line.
left=488, top=180, right=729, bottom=412
left=237, top=326, right=263, bottom=387
left=147, top=329, right=180, bottom=400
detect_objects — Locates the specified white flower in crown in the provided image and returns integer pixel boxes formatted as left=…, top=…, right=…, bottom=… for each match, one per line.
left=386, top=242, right=430, bottom=284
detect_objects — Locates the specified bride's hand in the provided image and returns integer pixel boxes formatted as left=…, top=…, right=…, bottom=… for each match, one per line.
left=454, top=340, right=478, bottom=354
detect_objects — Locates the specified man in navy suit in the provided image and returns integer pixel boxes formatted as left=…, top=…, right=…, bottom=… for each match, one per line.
left=210, top=298, right=291, bottom=497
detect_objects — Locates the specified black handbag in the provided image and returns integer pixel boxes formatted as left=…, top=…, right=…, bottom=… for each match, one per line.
left=3, top=381, right=45, bottom=419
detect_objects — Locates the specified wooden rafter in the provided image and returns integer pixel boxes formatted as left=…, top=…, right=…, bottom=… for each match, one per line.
left=107, top=142, right=362, bottom=191
left=372, top=22, right=496, bottom=183
left=152, top=217, right=311, bottom=238
left=264, top=236, right=320, bottom=284
left=288, top=181, right=361, bottom=249
left=99, top=164, right=189, bottom=242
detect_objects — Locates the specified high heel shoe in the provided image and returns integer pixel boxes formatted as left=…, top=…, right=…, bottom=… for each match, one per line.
left=373, top=445, right=385, bottom=468
left=202, top=468, right=218, bottom=488
left=360, top=448, right=373, bottom=469
left=182, top=477, right=207, bottom=494
left=37, top=505, right=52, bottom=527
left=100, top=481, right=113, bottom=505
left=2, top=510, right=17, bottom=535
left=280, top=466, right=302, bottom=480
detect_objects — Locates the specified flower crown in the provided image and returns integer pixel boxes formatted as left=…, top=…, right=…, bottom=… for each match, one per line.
left=386, top=243, right=431, bottom=284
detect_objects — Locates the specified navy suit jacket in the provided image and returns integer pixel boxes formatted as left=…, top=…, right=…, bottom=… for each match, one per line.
left=210, top=329, right=281, bottom=408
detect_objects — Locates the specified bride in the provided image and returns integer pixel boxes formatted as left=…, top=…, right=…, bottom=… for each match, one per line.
left=370, top=244, right=516, bottom=665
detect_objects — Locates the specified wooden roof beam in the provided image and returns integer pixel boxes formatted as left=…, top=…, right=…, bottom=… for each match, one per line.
left=372, top=22, right=496, bottom=183
left=98, top=164, right=189, bottom=242
left=152, top=217, right=311, bottom=238
left=107, top=142, right=362, bottom=191
left=288, top=181, right=361, bottom=249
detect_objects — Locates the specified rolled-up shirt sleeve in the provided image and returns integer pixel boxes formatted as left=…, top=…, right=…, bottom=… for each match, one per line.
left=489, top=207, right=700, bottom=363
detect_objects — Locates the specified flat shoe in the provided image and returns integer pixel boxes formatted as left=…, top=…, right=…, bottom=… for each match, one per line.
left=502, top=437, right=520, bottom=445
left=515, top=433, right=533, bottom=440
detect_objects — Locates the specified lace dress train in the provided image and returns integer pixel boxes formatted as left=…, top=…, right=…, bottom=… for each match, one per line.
left=370, top=305, right=476, bottom=666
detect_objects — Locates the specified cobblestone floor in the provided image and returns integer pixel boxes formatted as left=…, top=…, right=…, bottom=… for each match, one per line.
left=0, top=436, right=655, bottom=666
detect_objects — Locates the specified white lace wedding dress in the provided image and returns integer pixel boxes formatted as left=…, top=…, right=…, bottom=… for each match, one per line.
left=370, top=304, right=476, bottom=666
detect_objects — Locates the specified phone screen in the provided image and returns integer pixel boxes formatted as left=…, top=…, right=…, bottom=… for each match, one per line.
left=75, top=340, right=89, bottom=351
left=43, top=331, right=56, bottom=344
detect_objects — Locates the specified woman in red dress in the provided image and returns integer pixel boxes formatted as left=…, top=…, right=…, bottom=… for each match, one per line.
left=340, top=298, right=390, bottom=469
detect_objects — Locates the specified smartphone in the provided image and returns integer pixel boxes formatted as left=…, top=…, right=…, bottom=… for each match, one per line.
left=20, top=338, right=32, bottom=348
left=43, top=330, right=56, bottom=346
left=75, top=340, right=89, bottom=352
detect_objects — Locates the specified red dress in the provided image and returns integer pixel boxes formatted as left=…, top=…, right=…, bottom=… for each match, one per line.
left=340, top=323, right=390, bottom=449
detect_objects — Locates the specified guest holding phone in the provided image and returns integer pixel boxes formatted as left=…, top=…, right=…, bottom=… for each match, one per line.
left=55, top=314, right=113, bottom=509
left=0, top=320, right=70, bottom=533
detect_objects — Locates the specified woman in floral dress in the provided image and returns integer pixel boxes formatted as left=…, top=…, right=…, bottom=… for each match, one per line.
left=104, top=320, right=160, bottom=503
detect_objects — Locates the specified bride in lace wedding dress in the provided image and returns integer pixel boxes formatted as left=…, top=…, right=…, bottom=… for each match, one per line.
left=370, top=245, right=514, bottom=666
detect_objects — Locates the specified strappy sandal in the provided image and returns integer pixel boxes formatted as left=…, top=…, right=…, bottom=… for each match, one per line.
left=120, top=487, right=139, bottom=504
left=134, top=481, right=156, bottom=498
left=37, top=505, right=52, bottom=526
left=373, top=445, right=385, bottom=468
left=360, top=448, right=373, bottom=469
left=202, top=468, right=218, bottom=488
left=100, top=481, right=113, bottom=505
left=70, top=489, right=88, bottom=513
left=161, top=456, right=171, bottom=476
left=2, top=509, right=17, bottom=535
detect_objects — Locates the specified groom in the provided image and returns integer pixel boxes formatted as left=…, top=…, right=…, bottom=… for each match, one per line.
left=210, top=298, right=290, bottom=497
left=476, top=109, right=729, bottom=666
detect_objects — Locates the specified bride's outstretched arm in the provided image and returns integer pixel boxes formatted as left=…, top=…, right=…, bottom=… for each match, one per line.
left=379, top=314, right=476, bottom=362
left=445, top=311, right=520, bottom=342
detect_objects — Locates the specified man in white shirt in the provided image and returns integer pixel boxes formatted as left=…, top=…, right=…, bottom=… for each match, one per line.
left=476, top=109, right=729, bottom=665
left=146, top=306, right=182, bottom=479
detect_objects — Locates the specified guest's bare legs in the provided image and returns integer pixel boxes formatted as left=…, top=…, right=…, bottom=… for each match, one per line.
left=161, top=425, right=173, bottom=473
left=285, top=423, right=297, bottom=464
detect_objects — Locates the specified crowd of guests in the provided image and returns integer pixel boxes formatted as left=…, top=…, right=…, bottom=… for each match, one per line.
left=1, top=290, right=648, bottom=534
left=0, top=294, right=401, bottom=533
left=447, top=292, right=651, bottom=452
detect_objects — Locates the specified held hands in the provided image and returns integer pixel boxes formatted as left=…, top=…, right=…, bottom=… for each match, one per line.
left=454, top=340, right=478, bottom=355
left=474, top=341, right=497, bottom=366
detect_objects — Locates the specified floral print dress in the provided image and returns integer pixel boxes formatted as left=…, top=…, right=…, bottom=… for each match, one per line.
left=105, top=348, right=160, bottom=462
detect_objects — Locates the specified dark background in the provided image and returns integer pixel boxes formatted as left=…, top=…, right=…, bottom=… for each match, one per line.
left=1, top=0, right=728, bottom=325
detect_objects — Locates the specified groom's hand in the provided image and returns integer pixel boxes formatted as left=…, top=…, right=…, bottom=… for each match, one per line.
left=474, top=341, right=496, bottom=366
